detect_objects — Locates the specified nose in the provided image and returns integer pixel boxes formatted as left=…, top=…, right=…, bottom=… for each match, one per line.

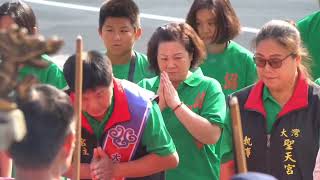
left=199, top=23, right=211, bottom=34
left=204, top=24, right=211, bottom=33
left=263, top=62, right=274, bottom=72
left=113, top=32, right=120, bottom=40
left=168, top=58, right=176, bottom=68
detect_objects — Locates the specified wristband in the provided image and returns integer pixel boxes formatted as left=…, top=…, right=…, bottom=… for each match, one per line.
left=173, top=102, right=183, bottom=112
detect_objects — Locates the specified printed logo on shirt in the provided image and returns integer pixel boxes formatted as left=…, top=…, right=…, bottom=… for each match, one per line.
left=108, top=125, right=138, bottom=148
left=224, top=73, right=238, bottom=90
left=111, top=153, right=122, bottom=162
left=187, top=92, right=206, bottom=110
left=186, top=92, right=206, bottom=149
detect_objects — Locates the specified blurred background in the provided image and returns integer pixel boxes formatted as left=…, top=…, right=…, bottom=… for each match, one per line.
left=20, top=0, right=318, bottom=66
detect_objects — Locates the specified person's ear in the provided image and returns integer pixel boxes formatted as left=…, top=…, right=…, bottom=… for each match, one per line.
left=111, top=80, right=114, bottom=88
left=98, top=27, right=102, bottom=37
left=189, top=53, right=193, bottom=61
left=134, top=27, right=142, bottom=40
left=295, top=54, right=302, bottom=64
left=63, top=132, right=75, bottom=158
left=32, top=26, right=38, bottom=34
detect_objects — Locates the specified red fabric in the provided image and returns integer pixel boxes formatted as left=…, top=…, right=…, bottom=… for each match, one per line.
left=104, top=79, right=131, bottom=131
left=220, top=160, right=235, bottom=180
left=244, top=81, right=266, bottom=118
left=245, top=73, right=308, bottom=119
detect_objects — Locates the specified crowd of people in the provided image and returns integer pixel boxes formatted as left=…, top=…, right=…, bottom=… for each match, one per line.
left=0, top=0, right=319, bottom=180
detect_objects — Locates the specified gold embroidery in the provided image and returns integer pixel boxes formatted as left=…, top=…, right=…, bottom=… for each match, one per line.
left=283, top=139, right=294, bottom=151
left=243, top=136, right=253, bottom=158
left=243, top=136, right=253, bottom=146
left=284, top=164, right=296, bottom=175
left=291, top=129, right=301, bottom=138
left=280, top=128, right=288, bottom=138
left=284, top=151, right=296, bottom=163
left=81, top=138, right=90, bottom=156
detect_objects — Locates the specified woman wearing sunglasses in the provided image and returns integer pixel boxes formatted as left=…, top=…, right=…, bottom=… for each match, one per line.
left=221, top=20, right=320, bottom=180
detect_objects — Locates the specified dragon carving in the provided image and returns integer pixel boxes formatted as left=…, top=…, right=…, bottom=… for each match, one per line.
left=0, top=24, right=64, bottom=149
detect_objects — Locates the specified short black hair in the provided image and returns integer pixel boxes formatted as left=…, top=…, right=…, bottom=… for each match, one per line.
left=186, top=0, right=240, bottom=44
left=0, top=1, right=36, bottom=34
left=147, top=22, right=206, bottom=74
left=9, top=84, right=74, bottom=169
left=63, top=50, right=113, bottom=92
left=99, top=0, right=140, bottom=31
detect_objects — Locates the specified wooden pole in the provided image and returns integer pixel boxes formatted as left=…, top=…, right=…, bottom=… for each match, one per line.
left=72, top=36, right=83, bottom=180
left=229, top=96, right=248, bottom=173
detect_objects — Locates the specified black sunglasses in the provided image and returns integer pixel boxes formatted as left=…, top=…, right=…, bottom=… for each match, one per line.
left=253, top=53, right=295, bottom=69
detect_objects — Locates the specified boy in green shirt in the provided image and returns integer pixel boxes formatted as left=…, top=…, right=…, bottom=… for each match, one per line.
left=98, top=0, right=154, bottom=83
left=63, top=50, right=178, bottom=180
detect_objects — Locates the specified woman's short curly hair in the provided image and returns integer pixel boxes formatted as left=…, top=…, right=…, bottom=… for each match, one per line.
left=147, top=22, right=206, bottom=75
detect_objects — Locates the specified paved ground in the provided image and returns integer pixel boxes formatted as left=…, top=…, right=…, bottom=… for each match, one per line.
left=17, top=0, right=319, bottom=66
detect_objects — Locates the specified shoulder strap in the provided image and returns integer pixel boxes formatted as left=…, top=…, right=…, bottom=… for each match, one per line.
left=128, top=52, right=136, bottom=82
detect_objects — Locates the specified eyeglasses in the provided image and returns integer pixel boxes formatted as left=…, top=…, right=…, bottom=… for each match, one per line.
left=253, top=53, right=295, bottom=69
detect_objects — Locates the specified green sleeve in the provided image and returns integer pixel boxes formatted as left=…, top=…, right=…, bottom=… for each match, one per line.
left=244, top=53, right=257, bottom=86
left=40, top=54, right=67, bottom=89
left=137, top=77, right=159, bottom=92
left=297, top=14, right=309, bottom=41
left=141, top=101, right=176, bottom=156
left=45, top=62, right=68, bottom=89
left=219, top=107, right=234, bottom=163
left=315, top=78, right=320, bottom=85
left=200, top=79, right=226, bottom=127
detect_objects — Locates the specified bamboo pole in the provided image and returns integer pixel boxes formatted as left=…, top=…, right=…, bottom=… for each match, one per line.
left=229, top=96, right=248, bottom=173
left=72, top=36, right=83, bottom=180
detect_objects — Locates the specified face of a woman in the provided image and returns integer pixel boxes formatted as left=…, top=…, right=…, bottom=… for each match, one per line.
left=157, top=41, right=192, bottom=83
left=195, top=8, right=217, bottom=45
left=255, top=39, right=299, bottom=92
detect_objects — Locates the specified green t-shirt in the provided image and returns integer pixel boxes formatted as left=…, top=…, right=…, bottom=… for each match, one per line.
left=315, top=78, right=320, bottom=85
left=18, top=54, right=67, bottom=89
left=297, top=11, right=320, bottom=79
left=199, top=41, right=257, bottom=96
left=112, top=51, right=155, bottom=83
left=138, top=72, right=226, bottom=180
left=263, top=86, right=281, bottom=134
left=83, top=92, right=176, bottom=157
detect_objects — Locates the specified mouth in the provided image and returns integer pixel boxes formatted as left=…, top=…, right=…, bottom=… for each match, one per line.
left=201, top=34, right=213, bottom=39
left=264, top=76, right=278, bottom=80
left=166, top=71, right=178, bottom=75
left=112, top=44, right=121, bottom=47
left=202, top=37, right=212, bottom=41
